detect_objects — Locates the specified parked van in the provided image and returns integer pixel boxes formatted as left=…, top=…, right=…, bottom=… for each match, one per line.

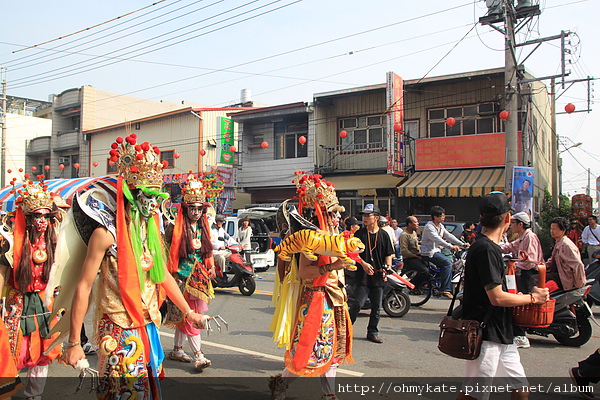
left=225, top=207, right=277, bottom=271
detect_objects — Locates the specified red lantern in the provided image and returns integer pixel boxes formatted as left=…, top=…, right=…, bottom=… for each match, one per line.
left=499, top=110, right=510, bottom=120
left=108, top=161, right=115, bottom=166
left=74, top=163, right=80, bottom=169
left=261, top=141, right=269, bottom=149
left=7, top=169, right=11, bottom=173
left=298, top=135, right=307, bottom=145
left=59, top=164, right=65, bottom=170
left=199, top=149, right=206, bottom=156
left=31, top=166, right=37, bottom=171
left=174, top=152, right=180, bottom=159
left=445, top=117, right=456, bottom=127
left=565, top=103, right=576, bottom=114
left=162, top=160, right=169, bottom=168
left=339, top=130, right=348, bottom=139
left=93, top=161, right=99, bottom=167
left=229, top=146, right=237, bottom=153
left=18, top=168, right=23, bottom=173
left=44, top=165, right=50, bottom=171
left=394, top=123, right=402, bottom=132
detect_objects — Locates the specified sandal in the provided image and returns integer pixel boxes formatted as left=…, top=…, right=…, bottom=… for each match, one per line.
left=167, top=350, right=193, bottom=363
left=194, top=352, right=212, bottom=371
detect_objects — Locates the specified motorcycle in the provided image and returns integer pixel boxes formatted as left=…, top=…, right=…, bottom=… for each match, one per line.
left=519, top=279, right=598, bottom=347
left=584, top=250, right=600, bottom=306
left=211, top=242, right=256, bottom=296
left=403, top=247, right=468, bottom=307
left=381, top=268, right=412, bottom=317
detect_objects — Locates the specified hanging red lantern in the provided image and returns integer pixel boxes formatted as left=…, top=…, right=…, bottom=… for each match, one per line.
left=59, top=164, right=65, bottom=170
left=261, top=141, right=269, bottom=149
left=18, top=168, right=23, bottom=173
left=199, top=149, right=206, bottom=156
left=229, top=145, right=237, bottom=153
left=445, top=117, right=456, bottom=127
left=31, top=166, right=37, bottom=171
left=93, top=161, right=99, bottom=167
left=499, top=110, right=510, bottom=120
left=6, top=169, right=11, bottom=173
left=174, top=152, right=180, bottom=159
left=565, top=103, right=576, bottom=114
left=74, top=163, right=80, bottom=169
left=108, top=161, right=115, bottom=166
left=162, top=160, right=169, bottom=168
left=44, top=165, right=50, bottom=171
left=339, top=130, right=348, bottom=139
left=298, top=135, right=307, bottom=145
left=394, top=123, right=402, bottom=132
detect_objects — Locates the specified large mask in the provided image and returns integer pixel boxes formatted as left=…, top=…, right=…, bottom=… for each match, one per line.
left=31, top=208, right=50, bottom=233
left=136, top=191, right=160, bottom=217
left=187, top=204, right=203, bottom=222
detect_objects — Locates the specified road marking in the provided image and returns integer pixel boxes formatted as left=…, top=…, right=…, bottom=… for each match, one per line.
left=160, top=331, right=363, bottom=377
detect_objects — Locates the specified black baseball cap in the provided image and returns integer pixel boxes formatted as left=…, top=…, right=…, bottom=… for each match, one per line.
left=345, top=217, right=359, bottom=227
left=479, top=191, right=513, bottom=216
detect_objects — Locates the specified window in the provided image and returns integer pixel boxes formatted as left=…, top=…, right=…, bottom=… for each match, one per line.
left=427, top=103, right=497, bottom=138
left=338, top=115, right=387, bottom=151
left=274, top=120, right=308, bottom=159
left=107, top=158, right=117, bottom=174
left=161, top=150, right=174, bottom=169
left=134, top=123, right=141, bottom=130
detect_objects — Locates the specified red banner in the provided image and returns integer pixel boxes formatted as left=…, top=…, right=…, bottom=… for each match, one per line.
left=386, top=72, right=404, bottom=176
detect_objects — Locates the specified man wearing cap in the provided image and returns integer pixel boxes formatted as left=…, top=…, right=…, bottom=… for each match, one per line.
left=420, top=206, right=465, bottom=299
left=501, top=211, right=543, bottom=349
left=458, top=192, right=549, bottom=400
left=348, top=204, right=394, bottom=344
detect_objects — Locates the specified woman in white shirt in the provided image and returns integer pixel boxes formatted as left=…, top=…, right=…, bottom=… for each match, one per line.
left=237, top=217, right=253, bottom=261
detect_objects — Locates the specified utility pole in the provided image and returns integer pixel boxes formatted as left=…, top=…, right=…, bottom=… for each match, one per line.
left=588, top=168, right=592, bottom=198
left=0, top=67, right=7, bottom=188
left=551, top=78, right=559, bottom=206
left=503, top=1, right=519, bottom=196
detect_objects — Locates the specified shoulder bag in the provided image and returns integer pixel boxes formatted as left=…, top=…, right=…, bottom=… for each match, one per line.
left=438, top=277, right=493, bottom=360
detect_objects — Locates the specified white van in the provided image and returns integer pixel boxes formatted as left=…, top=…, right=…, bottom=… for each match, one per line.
left=225, top=207, right=277, bottom=271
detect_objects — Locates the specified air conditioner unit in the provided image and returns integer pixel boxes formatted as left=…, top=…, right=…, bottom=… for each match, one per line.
left=58, top=157, right=70, bottom=165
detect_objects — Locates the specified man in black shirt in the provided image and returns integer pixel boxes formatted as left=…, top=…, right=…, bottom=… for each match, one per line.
left=458, top=192, right=549, bottom=400
left=348, top=204, right=394, bottom=344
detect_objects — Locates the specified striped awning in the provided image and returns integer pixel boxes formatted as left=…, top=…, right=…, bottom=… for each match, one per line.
left=0, top=175, right=118, bottom=212
left=398, top=168, right=504, bottom=197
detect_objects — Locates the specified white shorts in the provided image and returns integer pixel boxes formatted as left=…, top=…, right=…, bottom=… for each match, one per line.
left=461, top=341, right=529, bottom=400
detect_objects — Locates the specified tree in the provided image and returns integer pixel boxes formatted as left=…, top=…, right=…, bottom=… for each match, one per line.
left=537, top=189, right=572, bottom=258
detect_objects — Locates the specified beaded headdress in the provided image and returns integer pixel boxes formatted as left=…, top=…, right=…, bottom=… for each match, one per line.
left=182, top=174, right=207, bottom=204
left=293, top=171, right=344, bottom=213
left=11, top=174, right=53, bottom=214
left=179, top=169, right=225, bottom=205
left=108, top=134, right=164, bottom=189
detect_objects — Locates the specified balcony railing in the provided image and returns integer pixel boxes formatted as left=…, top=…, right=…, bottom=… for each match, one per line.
left=26, top=136, right=51, bottom=155
left=316, top=143, right=387, bottom=173
left=54, top=130, right=80, bottom=151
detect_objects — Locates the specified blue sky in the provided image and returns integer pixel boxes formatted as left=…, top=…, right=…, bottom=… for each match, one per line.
left=1, top=0, right=597, bottom=199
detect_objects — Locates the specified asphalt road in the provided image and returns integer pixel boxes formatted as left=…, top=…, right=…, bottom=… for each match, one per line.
left=13, top=270, right=600, bottom=399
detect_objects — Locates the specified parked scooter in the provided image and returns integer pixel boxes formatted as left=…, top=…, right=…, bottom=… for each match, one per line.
left=584, top=250, right=600, bottom=306
left=211, top=241, right=256, bottom=296
left=381, top=268, right=412, bottom=317
left=519, top=279, right=598, bottom=347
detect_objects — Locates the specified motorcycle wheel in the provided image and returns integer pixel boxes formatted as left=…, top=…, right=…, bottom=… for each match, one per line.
left=382, top=290, right=410, bottom=318
left=553, top=318, right=593, bottom=347
left=402, top=271, right=432, bottom=306
left=238, top=276, right=256, bottom=296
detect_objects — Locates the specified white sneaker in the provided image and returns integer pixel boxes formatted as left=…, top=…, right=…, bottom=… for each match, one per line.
left=513, top=336, right=530, bottom=349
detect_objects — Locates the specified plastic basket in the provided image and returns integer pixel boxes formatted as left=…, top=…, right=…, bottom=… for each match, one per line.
left=512, top=264, right=555, bottom=328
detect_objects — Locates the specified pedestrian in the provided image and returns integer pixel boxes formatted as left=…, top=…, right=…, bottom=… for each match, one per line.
left=566, top=219, right=584, bottom=259
left=60, top=136, right=208, bottom=399
left=420, top=206, right=466, bottom=299
left=546, top=217, right=586, bottom=291
left=400, top=216, right=429, bottom=289
left=390, top=218, right=403, bottom=259
left=461, top=222, right=477, bottom=244
left=582, top=215, right=600, bottom=263
left=269, top=171, right=353, bottom=400
left=570, top=348, right=600, bottom=400
left=164, top=173, right=219, bottom=371
left=379, top=217, right=396, bottom=252
left=500, top=211, right=544, bottom=349
left=457, top=192, right=549, bottom=400
left=348, top=204, right=394, bottom=344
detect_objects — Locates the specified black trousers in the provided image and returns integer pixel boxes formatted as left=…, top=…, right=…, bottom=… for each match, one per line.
left=578, top=348, right=600, bottom=383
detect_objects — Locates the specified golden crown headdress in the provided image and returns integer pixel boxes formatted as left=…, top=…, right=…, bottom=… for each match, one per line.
left=108, top=134, right=164, bottom=189
left=178, top=168, right=225, bottom=205
left=293, top=171, right=344, bottom=213
left=182, top=174, right=207, bottom=204
left=11, top=173, right=53, bottom=214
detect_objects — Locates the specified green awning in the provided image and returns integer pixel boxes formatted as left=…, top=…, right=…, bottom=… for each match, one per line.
left=398, top=168, right=504, bottom=197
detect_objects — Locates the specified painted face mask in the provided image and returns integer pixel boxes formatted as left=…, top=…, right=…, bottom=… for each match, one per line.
left=187, top=204, right=203, bottom=222
left=329, top=211, right=341, bottom=228
left=136, top=191, right=160, bottom=217
left=32, top=210, right=50, bottom=233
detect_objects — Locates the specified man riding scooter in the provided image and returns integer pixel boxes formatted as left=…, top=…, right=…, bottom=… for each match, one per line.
left=211, top=214, right=234, bottom=277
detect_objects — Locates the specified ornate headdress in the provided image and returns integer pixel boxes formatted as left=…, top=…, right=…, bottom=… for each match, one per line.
left=12, top=174, right=53, bottom=214
left=182, top=174, right=207, bottom=204
left=108, top=134, right=164, bottom=189
left=293, top=171, right=344, bottom=213
left=178, top=168, right=225, bottom=205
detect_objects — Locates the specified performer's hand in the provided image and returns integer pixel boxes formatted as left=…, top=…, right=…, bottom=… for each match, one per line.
left=62, top=344, right=85, bottom=367
left=209, top=267, right=216, bottom=280
left=187, top=312, right=208, bottom=329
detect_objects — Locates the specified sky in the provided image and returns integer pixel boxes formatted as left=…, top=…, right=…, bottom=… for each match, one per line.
left=1, top=0, right=597, bottom=201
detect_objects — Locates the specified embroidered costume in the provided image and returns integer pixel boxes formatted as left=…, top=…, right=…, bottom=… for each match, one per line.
left=165, top=173, right=220, bottom=370
left=269, top=172, right=353, bottom=400
left=0, top=176, right=62, bottom=400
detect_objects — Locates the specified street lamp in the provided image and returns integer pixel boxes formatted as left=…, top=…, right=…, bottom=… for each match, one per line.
left=559, top=142, right=582, bottom=154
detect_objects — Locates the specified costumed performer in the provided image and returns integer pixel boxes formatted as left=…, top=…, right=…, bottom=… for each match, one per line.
left=58, top=136, right=209, bottom=399
left=164, top=172, right=223, bottom=371
left=0, top=174, right=62, bottom=400
left=269, top=171, right=354, bottom=400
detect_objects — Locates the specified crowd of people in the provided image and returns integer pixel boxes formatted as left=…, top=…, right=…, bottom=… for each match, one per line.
left=0, top=136, right=598, bottom=400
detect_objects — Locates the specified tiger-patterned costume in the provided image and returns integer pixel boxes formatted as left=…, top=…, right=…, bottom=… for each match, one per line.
left=274, top=229, right=364, bottom=266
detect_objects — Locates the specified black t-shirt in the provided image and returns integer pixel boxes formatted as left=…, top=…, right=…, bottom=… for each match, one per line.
left=462, top=233, right=513, bottom=344
left=354, top=227, right=394, bottom=287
